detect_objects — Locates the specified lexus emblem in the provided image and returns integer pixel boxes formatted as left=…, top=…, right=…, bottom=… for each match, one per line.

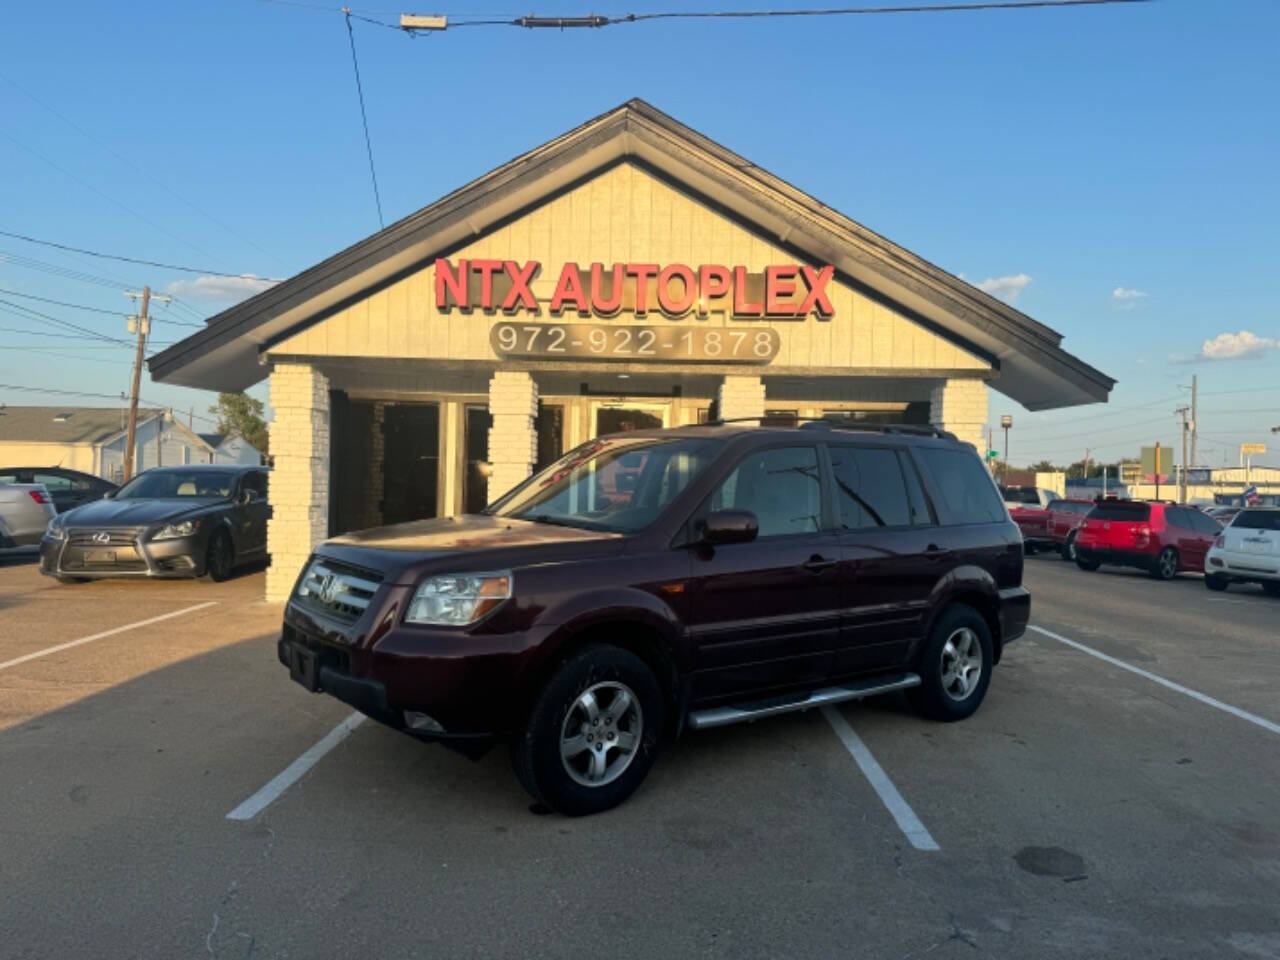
left=92, top=531, right=112, bottom=544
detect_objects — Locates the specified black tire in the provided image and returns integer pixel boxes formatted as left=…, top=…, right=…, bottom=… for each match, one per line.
left=1204, top=574, right=1229, bottom=592
left=1075, top=556, right=1101, bottom=572
left=1060, top=531, right=1078, bottom=562
left=1150, top=547, right=1179, bottom=581
left=908, top=604, right=994, bottom=722
left=1024, top=542, right=1037, bottom=556
left=1262, top=581, right=1280, bottom=597
left=205, top=529, right=234, bottom=582
left=55, top=576, right=90, bottom=584
left=512, top=644, right=663, bottom=816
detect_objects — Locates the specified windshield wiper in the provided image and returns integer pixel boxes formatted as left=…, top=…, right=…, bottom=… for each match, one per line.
left=521, top=513, right=581, bottom=528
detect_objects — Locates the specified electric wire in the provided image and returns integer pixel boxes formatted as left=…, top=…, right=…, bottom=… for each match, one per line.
left=0, top=287, right=126, bottom=317
left=0, top=231, right=283, bottom=282
left=0, top=298, right=128, bottom=344
left=344, top=11, right=385, bottom=228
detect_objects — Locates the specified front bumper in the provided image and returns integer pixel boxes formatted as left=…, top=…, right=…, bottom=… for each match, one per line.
left=280, top=600, right=558, bottom=743
left=39, top=531, right=204, bottom=579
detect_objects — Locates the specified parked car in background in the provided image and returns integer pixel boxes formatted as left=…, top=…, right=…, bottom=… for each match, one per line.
left=0, top=467, right=117, bottom=514
left=0, top=482, right=55, bottom=555
left=1000, top=485, right=1057, bottom=554
left=1207, top=505, right=1241, bottom=524
left=1045, top=497, right=1095, bottom=560
left=1074, top=500, right=1222, bottom=580
left=1204, top=508, right=1280, bottom=595
left=280, top=422, right=1030, bottom=815
left=39, top=464, right=269, bottom=581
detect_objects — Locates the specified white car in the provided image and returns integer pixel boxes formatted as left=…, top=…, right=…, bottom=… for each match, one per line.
left=1204, top=507, right=1280, bottom=596
left=0, top=481, right=56, bottom=555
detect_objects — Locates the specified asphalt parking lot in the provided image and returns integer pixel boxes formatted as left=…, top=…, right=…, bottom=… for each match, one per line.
left=1, top=549, right=1277, bottom=959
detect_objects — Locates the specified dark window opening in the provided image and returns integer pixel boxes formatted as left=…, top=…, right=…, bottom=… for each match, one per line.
left=535, top=403, right=564, bottom=471
left=464, top=404, right=492, bottom=514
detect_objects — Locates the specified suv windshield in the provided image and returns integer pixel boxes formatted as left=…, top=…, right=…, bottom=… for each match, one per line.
left=115, top=470, right=236, bottom=499
left=1231, top=509, right=1280, bottom=531
left=489, top=436, right=715, bottom=533
left=1087, top=501, right=1151, bottom=522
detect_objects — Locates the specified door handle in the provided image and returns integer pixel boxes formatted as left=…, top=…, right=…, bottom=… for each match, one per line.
left=923, top=544, right=950, bottom=560
left=802, top=555, right=838, bottom=572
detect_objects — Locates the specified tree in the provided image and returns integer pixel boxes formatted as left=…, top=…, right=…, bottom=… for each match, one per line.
left=1028, top=460, right=1060, bottom=473
left=209, top=392, right=269, bottom=456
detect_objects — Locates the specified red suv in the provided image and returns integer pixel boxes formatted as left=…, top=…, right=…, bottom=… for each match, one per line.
left=1074, top=500, right=1221, bottom=579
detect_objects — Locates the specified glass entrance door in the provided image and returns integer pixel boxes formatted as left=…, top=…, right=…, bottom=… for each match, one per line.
left=593, top=402, right=670, bottom=437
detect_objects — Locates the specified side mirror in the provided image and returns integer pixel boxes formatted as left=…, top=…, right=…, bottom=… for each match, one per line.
left=239, top=489, right=256, bottom=505
left=702, top=509, right=759, bottom=545
left=103, top=490, right=115, bottom=499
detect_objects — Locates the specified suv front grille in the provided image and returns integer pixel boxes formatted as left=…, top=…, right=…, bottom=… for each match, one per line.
left=294, top=557, right=383, bottom=623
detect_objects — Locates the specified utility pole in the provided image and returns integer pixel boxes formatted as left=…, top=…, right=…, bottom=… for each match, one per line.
left=1175, top=405, right=1190, bottom=504
left=122, top=285, right=170, bottom=482
left=1190, top=374, right=1198, bottom=467
left=1000, top=415, right=1012, bottom=484
left=1083, top=448, right=1091, bottom=485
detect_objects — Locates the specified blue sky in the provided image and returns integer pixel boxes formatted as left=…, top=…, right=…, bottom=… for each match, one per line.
left=2, top=0, right=1277, bottom=468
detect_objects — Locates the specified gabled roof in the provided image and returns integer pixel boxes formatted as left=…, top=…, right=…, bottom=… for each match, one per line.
left=0, top=406, right=161, bottom=445
left=149, top=99, right=1114, bottom=410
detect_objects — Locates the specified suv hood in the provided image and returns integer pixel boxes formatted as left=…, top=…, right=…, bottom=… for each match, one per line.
left=60, top=497, right=224, bottom=527
left=316, top=514, right=625, bottom=583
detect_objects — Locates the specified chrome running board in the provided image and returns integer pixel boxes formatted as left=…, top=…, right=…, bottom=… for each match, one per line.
left=686, top=674, right=921, bottom=731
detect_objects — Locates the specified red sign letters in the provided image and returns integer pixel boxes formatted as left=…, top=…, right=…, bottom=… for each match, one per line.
left=434, top=259, right=835, bottom=320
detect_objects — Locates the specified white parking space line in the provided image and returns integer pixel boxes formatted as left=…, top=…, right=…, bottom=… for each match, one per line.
left=0, top=601, right=219, bottom=672
left=1029, top=625, right=1280, bottom=737
left=821, top=706, right=940, bottom=852
left=226, top=712, right=366, bottom=821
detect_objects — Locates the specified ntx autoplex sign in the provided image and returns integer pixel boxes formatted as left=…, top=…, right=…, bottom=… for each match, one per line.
left=434, top=258, right=836, bottom=320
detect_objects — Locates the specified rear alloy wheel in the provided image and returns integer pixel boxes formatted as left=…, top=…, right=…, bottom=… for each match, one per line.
left=205, top=529, right=234, bottom=582
left=908, top=604, right=993, bottom=722
left=1204, top=574, right=1229, bottom=592
left=1075, top=555, right=1101, bottom=572
left=512, top=644, right=663, bottom=816
left=1061, top=531, right=1079, bottom=562
left=1151, top=547, right=1179, bottom=581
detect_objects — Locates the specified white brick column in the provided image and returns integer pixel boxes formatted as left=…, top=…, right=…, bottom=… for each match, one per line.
left=717, top=375, right=766, bottom=422
left=930, top=379, right=987, bottom=453
left=266, top=364, right=330, bottom=602
left=487, top=371, right=538, bottom=501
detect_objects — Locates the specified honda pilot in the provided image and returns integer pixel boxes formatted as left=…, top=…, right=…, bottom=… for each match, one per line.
left=279, top=421, right=1030, bottom=815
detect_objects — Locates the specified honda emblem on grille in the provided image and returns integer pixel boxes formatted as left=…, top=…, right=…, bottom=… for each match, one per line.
left=317, top=573, right=340, bottom=605
left=92, top=531, right=112, bottom=544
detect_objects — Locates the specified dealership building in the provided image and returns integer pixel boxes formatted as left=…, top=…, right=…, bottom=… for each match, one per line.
left=149, top=100, right=1114, bottom=599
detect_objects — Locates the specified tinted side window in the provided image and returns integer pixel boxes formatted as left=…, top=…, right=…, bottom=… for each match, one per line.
left=830, top=446, right=911, bottom=529
left=1192, top=510, right=1221, bottom=534
left=900, top=451, right=933, bottom=526
left=1165, top=507, right=1192, bottom=530
left=242, top=472, right=269, bottom=498
left=33, top=472, right=73, bottom=491
left=918, top=448, right=1006, bottom=525
left=709, top=446, right=822, bottom=537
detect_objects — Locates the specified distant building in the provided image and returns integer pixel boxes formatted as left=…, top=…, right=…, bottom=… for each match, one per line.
left=0, top=405, right=263, bottom=482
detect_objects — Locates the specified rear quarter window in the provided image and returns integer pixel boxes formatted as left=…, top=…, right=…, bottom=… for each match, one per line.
left=918, top=448, right=1006, bottom=525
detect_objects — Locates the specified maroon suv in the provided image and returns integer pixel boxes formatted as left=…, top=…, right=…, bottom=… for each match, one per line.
left=280, top=422, right=1030, bottom=815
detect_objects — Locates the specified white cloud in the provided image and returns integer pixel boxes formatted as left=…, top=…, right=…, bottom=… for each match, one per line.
left=1112, top=287, right=1147, bottom=301
left=1171, top=330, right=1280, bottom=364
left=165, top=274, right=277, bottom=303
left=974, top=273, right=1031, bottom=304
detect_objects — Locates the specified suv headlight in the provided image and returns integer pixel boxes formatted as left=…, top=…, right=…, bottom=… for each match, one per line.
left=152, top=519, right=201, bottom=541
left=405, top=571, right=512, bottom=626
left=46, top=516, right=66, bottom=541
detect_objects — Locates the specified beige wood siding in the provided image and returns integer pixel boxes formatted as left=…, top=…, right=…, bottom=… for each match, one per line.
left=270, top=163, right=988, bottom=374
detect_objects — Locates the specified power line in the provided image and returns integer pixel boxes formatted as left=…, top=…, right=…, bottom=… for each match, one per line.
left=0, top=287, right=125, bottom=316
left=0, top=297, right=128, bottom=344
left=0, top=230, right=283, bottom=282
left=0, top=248, right=131, bottom=289
left=344, top=10, right=386, bottom=229
left=0, top=346, right=133, bottom=367
left=0, top=69, right=290, bottom=273
left=0, top=129, right=233, bottom=269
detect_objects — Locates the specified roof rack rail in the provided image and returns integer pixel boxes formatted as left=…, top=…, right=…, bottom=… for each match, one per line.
left=690, top=414, right=956, bottom=440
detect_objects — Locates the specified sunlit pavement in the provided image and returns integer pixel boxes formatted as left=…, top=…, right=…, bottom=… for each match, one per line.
left=1, top=553, right=1277, bottom=959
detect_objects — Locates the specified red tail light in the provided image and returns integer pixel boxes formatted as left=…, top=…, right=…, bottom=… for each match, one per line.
left=1135, top=524, right=1151, bottom=547
left=27, top=489, right=49, bottom=505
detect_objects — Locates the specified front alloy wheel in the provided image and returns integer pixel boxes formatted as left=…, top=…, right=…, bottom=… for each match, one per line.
left=559, top=682, right=643, bottom=788
left=908, top=604, right=994, bottom=722
left=206, top=529, right=233, bottom=582
left=1061, top=531, right=1078, bottom=562
left=940, top=627, right=984, bottom=702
